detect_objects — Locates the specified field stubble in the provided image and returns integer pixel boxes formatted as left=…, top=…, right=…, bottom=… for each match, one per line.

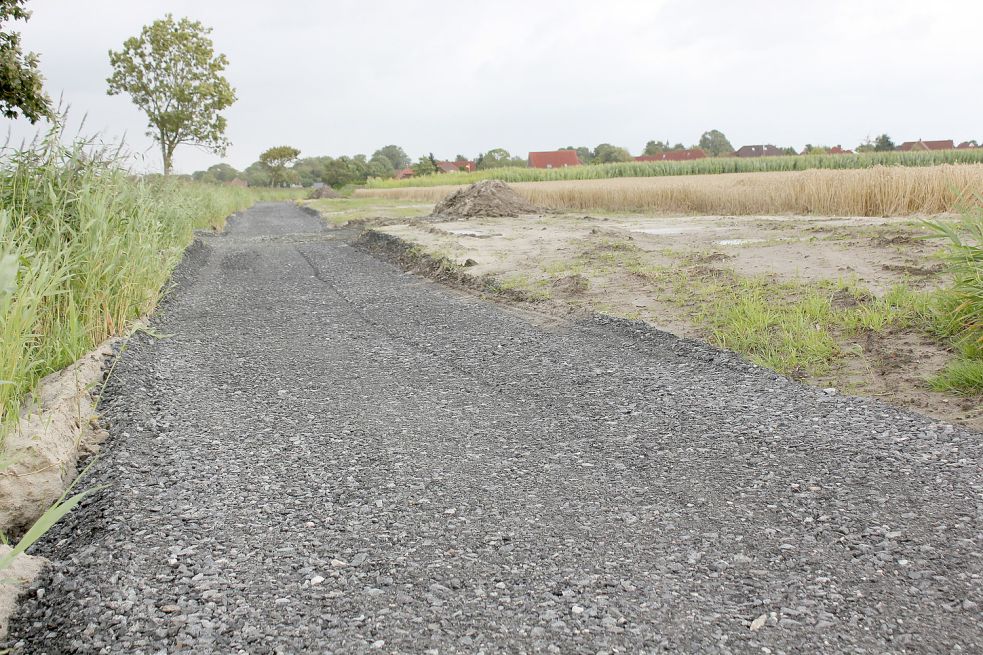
left=358, top=166, right=983, bottom=217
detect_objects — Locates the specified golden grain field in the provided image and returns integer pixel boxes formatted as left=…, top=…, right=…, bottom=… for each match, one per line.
left=355, top=165, right=983, bottom=216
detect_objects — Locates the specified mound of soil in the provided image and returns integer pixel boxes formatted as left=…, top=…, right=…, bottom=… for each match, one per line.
left=309, top=186, right=341, bottom=199
left=432, top=180, right=541, bottom=219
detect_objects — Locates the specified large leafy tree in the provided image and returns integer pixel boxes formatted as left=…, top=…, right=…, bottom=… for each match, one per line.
left=591, top=143, right=632, bottom=164
left=372, top=145, right=410, bottom=170
left=107, top=14, right=236, bottom=175
left=259, top=145, right=300, bottom=187
left=698, top=129, right=734, bottom=157
left=0, top=0, right=52, bottom=122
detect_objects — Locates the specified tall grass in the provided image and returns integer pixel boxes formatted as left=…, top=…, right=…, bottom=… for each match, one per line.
left=367, top=149, right=983, bottom=189
left=925, top=209, right=983, bottom=392
left=359, top=166, right=983, bottom=217
left=0, top=132, right=271, bottom=441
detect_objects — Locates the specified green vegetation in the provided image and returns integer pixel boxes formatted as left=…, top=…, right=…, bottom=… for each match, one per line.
left=303, top=197, right=431, bottom=225
left=926, top=211, right=983, bottom=392
left=0, top=131, right=282, bottom=441
left=0, top=0, right=52, bottom=122
left=107, top=14, right=236, bottom=175
left=259, top=145, right=301, bottom=187
left=367, top=149, right=983, bottom=189
left=535, top=239, right=939, bottom=377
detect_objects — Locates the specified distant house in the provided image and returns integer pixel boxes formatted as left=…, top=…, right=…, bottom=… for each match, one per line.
left=828, top=145, right=853, bottom=155
left=395, top=168, right=415, bottom=180
left=436, top=161, right=460, bottom=173
left=734, top=145, right=784, bottom=158
left=634, top=148, right=707, bottom=162
left=528, top=150, right=581, bottom=169
left=898, top=139, right=955, bottom=152
left=957, top=141, right=980, bottom=149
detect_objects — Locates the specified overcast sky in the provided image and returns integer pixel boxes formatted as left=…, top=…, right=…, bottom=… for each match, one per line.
left=5, top=0, right=981, bottom=173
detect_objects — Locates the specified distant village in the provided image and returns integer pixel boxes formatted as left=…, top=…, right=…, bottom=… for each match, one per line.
left=393, top=138, right=981, bottom=180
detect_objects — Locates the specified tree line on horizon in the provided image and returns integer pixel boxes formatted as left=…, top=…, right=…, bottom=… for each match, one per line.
left=191, top=130, right=918, bottom=188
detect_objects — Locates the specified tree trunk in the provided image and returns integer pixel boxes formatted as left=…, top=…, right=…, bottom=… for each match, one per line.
left=161, top=142, right=174, bottom=176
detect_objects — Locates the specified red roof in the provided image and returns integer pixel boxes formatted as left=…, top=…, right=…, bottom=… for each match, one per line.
left=634, top=148, right=706, bottom=162
left=528, top=150, right=581, bottom=169
left=898, top=140, right=954, bottom=151
left=436, top=161, right=460, bottom=173
left=957, top=141, right=979, bottom=149
left=394, top=168, right=415, bottom=180
left=829, top=145, right=853, bottom=154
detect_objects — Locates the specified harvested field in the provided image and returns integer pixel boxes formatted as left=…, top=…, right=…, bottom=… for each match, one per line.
left=357, top=165, right=983, bottom=217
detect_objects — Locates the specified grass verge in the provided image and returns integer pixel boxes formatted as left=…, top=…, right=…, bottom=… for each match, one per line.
left=0, top=132, right=280, bottom=443
left=925, top=210, right=983, bottom=392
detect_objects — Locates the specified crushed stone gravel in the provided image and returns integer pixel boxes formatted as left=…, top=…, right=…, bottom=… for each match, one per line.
left=5, top=202, right=981, bottom=654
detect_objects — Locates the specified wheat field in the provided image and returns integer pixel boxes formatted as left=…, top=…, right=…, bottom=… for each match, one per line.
left=356, top=165, right=983, bottom=216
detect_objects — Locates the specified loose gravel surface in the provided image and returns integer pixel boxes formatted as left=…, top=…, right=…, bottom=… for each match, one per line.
left=6, top=203, right=981, bottom=654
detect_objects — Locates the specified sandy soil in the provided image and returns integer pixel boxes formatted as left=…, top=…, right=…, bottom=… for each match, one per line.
left=379, top=211, right=982, bottom=431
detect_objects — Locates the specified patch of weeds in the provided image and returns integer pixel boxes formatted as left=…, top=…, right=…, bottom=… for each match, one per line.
left=836, top=283, right=936, bottom=334
left=542, top=259, right=586, bottom=276
left=923, top=211, right=983, bottom=392
left=698, top=280, right=839, bottom=376
left=932, top=355, right=983, bottom=392
left=494, top=274, right=552, bottom=301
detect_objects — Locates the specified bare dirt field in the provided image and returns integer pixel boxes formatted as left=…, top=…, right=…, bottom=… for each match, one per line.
left=339, top=203, right=982, bottom=431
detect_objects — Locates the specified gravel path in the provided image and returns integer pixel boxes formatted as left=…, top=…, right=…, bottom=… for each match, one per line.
left=6, top=202, right=981, bottom=654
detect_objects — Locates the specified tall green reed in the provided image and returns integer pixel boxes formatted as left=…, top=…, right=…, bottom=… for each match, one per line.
left=0, top=129, right=261, bottom=440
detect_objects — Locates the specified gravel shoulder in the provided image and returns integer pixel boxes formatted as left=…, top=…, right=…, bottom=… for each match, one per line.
left=5, top=202, right=981, bottom=654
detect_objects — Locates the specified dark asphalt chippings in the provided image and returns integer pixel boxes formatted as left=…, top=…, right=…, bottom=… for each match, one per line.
left=6, top=202, right=981, bottom=654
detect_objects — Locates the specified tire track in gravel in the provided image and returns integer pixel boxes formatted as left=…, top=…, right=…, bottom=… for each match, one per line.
left=4, top=202, right=981, bottom=654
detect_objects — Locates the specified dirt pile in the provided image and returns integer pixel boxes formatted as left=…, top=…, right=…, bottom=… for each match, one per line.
left=432, top=180, right=541, bottom=219
left=308, top=186, right=341, bottom=199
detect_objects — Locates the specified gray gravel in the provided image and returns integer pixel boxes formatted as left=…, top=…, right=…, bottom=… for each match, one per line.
left=6, top=202, right=981, bottom=654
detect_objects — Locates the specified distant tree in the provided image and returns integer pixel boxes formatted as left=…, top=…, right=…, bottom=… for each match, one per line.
left=0, top=0, right=52, bottom=122
left=698, top=129, right=733, bottom=157
left=367, top=153, right=395, bottom=179
left=207, top=162, right=239, bottom=182
left=192, top=170, right=218, bottom=184
left=643, top=140, right=668, bottom=155
left=591, top=143, right=632, bottom=164
left=803, top=144, right=830, bottom=155
left=259, top=145, right=300, bottom=186
left=242, top=161, right=271, bottom=187
left=292, top=156, right=332, bottom=186
left=873, top=134, right=895, bottom=151
left=372, top=145, right=410, bottom=170
left=476, top=148, right=512, bottom=169
left=782, top=147, right=798, bottom=155
left=322, top=156, right=362, bottom=188
left=107, top=14, right=236, bottom=175
left=411, top=153, right=438, bottom=176
left=561, top=146, right=592, bottom=164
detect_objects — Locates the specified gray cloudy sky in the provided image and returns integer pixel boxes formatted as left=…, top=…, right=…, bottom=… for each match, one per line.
left=5, top=0, right=981, bottom=173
